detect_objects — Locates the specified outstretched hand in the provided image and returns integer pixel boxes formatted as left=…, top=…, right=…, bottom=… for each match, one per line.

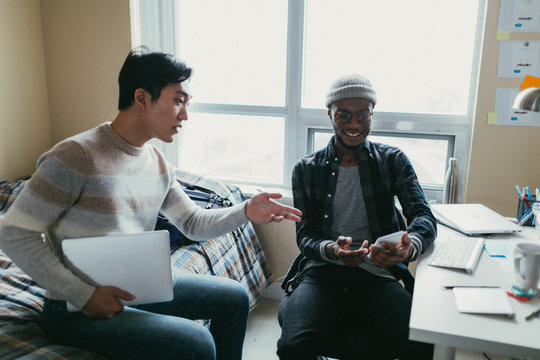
left=368, top=231, right=413, bottom=268
left=326, top=236, right=369, bottom=267
left=245, top=192, right=302, bottom=224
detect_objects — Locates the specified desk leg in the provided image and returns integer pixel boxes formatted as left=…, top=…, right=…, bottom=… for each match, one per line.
left=433, top=344, right=455, bottom=360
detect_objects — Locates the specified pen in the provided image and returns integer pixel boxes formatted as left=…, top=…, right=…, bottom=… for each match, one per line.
left=526, top=186, right=534, bottom=201
left=525, top=308, right=540, bottom=321
left=518, top=209, right=533, bottom=225
left=442, top=285, right=500, bottom=289
left=522, top=187, right=531, bottom=209
left=532, top=188, right=540, bottom=224
left=516, top=185, right=522, bottom=198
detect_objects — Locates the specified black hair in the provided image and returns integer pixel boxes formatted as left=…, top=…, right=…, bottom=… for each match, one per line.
left=117, top=46, right=193, bottom=110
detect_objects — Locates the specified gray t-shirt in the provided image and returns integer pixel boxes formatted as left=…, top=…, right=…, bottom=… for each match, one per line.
left=329, top=166, right=372, bottom=247
left=307, top=166, right=394, bottom=279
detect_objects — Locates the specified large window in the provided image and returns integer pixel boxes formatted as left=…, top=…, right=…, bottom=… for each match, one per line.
left=310, top=129, right=454, bottom=190
left=131, top=0, right=486, bottom=201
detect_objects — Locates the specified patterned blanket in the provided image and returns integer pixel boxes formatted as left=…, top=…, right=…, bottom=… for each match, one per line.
left=0, top=170, right=270, bottom=359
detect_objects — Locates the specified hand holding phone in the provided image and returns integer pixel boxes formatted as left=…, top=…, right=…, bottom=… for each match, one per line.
left=373, top=230, right=405, bottom=249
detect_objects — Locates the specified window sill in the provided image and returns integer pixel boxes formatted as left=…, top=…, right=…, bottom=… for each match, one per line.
left=237, top=183, right=441, bottom=207
left=236, top=184, right=294, bottom=206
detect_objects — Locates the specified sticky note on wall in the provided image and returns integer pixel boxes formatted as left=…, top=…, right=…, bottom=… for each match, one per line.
left=488, top=112, right=497, bottom=124
left=496, top=31, right=510, bottom=40
left=520, top=75, right=540, bottom=91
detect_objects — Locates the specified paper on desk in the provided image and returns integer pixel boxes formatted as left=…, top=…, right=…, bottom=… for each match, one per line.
left=453, top=287, right=514, bottom=317
left=484, top=242, right=512, bottom=258
left=484, top=242, right=513, bottom=272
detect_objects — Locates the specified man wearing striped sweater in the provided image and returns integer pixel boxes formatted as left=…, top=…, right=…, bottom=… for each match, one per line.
left=0, top=47, right=301, bottom=360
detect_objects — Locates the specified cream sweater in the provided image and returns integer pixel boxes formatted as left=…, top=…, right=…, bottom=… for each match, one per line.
left=0, top=122, right=248, bottom=309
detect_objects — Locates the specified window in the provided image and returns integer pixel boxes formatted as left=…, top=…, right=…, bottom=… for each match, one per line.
left=173, top=1, right=288, bottom=107
left=176, top=113, right=285, bottom=184
left=302, top=0, right=480, bottom=115
left=309, top=129, right=454, bottom=188
left=131, top=0, right=486, bottom=201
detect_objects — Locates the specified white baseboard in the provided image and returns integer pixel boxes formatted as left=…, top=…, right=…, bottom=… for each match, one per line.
left=262, top=281, right=286, bottom=301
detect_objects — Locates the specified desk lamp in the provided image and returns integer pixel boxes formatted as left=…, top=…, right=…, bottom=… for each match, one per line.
left=512, top=86, right=540, bottom=112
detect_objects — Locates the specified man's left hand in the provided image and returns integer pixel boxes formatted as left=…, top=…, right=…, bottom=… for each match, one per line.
left=246, top=192, right=302, bottom=224
left=368, top=231, right=413, bottom=268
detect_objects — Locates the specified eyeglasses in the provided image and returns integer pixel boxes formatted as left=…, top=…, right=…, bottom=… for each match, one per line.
left=334, top=110, right=373, bottom=124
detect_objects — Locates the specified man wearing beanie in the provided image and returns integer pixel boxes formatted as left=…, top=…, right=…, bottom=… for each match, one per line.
left=277, top=74, right=437, bottom=359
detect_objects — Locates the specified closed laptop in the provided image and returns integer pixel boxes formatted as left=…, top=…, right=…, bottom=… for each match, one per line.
left=62, top=230, right=173, bottom=312
left=431, top=203, right=521, bottom=236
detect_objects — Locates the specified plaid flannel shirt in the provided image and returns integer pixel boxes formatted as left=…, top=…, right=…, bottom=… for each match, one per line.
left=282, top=137, right=437, bottom=293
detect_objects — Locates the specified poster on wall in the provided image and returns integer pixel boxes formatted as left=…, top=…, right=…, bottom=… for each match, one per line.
left=498, top=0, right=540, bottom=32
left=491, top=88, right=540, bottom=126
left=498, top=40, right=540, bottom=77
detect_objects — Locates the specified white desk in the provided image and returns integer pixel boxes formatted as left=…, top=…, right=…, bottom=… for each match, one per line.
left=409, top=225, right=540, bottom=360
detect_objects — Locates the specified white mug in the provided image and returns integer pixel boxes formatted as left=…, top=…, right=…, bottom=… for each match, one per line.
left=513, top=242, right=540, bottom=292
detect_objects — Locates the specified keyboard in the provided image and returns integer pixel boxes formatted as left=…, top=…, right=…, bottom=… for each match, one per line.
left=429, top=236, right=485, bottom=274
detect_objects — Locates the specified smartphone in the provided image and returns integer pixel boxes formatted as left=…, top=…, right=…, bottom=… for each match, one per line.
left=373, top=231, right=405, bottom=249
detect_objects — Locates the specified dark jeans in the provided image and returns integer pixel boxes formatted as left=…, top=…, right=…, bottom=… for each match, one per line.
left=43, top=273, right=250, bottom=360
left=276, top=265, right=433, bottom=360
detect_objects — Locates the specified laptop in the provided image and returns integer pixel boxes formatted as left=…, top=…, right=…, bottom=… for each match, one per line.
left=431, top=203, right=521, bottom=236
left=62, top=230, right=173, bottom=312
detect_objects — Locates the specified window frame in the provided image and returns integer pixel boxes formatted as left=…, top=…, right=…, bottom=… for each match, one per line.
left=308, top=127, right=456, bottom=202
left=130, top=0, right=487, bottom=203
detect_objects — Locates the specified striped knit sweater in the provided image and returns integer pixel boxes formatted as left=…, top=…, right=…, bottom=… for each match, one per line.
left=0, top=122, right=248, bottom=309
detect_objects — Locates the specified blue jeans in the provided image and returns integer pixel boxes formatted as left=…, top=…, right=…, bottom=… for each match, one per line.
left=276, top=265, right=433, bottom=360
left=43, top=273, right=249, bottom=360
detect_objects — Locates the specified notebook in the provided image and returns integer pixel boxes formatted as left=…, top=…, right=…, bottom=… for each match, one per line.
left=62, top=230, right=173, bottom=312
left=431, top=203, right=521, bottom=236
left=453, top=287, right=515, bottom=318
left=429, top=235, right=485, bottom=274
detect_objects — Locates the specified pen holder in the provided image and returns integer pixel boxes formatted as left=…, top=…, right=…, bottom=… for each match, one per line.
left=516, top=195, right=538, bottom=226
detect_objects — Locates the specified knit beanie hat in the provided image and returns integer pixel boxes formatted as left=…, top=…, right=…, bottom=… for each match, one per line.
left=325, top=74, right=377, bottom=108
